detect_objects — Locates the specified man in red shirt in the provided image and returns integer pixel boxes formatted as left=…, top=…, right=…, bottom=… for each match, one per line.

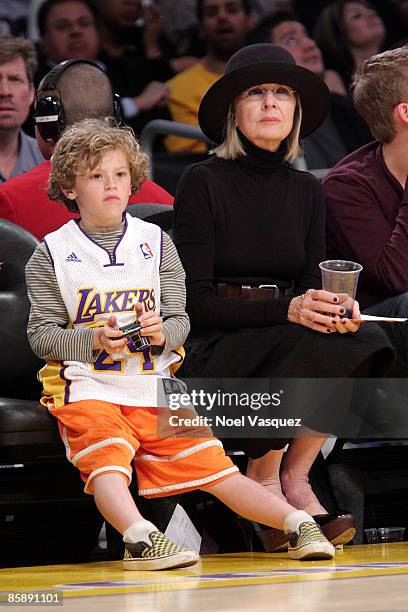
left=0, top=59, right=172, bottom=240
left=323, top=46, right=408, bottom=371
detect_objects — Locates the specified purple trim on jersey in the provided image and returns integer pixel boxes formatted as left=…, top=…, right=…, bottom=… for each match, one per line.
left=59, top=365, right=71, bottom=404
left=160, top=229, right=164, bottom=267
left=75, top=216, right=128, bottom=266
left=111, top=213, right=128, bottom=263
left=43, top=239, right=55, bottom=267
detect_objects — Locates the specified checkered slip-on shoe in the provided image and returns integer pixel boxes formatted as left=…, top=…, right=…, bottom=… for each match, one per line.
left=123, top=531, right=199, bottom=571
left=288, top=522, right=335, bottom=560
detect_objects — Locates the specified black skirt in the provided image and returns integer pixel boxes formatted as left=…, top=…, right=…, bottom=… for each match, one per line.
left=183, top=323, right=393, bottom=378
left=180, top=323, right=394, bottom=455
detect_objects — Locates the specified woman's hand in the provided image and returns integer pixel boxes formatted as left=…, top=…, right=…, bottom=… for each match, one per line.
left=92, top=315, right=128, bottom=354
left=287, top=289, right=362, bottom=334
left=332, top=298, right=362, bottom=334
left=135, top=303, right=166, bottom=347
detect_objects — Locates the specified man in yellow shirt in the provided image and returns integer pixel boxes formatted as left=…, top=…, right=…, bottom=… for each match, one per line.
left=166, top=0, right=254, bottom=152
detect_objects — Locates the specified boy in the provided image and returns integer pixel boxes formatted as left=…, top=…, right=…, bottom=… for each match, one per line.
left=26, top=118, right=335, bottom=570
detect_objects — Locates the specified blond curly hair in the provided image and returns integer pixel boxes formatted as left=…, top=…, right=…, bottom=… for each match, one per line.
left=48, top=118, right=149, bottom=212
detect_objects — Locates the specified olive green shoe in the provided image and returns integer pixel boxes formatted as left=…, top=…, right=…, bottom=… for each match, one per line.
left=288, top=521, right=335, bottom=560
left=123, top=531, right=199, bottom=571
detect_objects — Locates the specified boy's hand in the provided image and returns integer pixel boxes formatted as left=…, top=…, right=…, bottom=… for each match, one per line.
left=135, top=302, right=165, bottom=347
left=93, top=315, right=128, bottom=354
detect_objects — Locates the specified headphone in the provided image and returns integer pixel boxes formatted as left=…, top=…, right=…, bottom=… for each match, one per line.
left=34, top=59, right=122, bottom=144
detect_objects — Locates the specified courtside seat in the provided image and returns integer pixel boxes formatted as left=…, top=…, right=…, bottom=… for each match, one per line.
left=0, top=220, right=41, bottom=400
left=126, top=202, right=173, bottom=237
left=0, top=219, right=63, bottom=462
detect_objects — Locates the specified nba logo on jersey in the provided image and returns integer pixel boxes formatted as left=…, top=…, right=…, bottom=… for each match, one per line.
left=140, top=243, right=153, bottom=259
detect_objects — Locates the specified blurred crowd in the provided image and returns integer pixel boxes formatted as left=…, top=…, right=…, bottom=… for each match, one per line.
left=1, top=0, right=408, bottom=183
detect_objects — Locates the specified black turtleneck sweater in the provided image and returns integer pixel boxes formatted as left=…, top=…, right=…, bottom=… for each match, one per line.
left=173, top=137, right=326, bottom=331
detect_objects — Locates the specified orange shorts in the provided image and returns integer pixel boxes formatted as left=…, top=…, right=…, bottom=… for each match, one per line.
left=49, top=400, right=238, bottom=495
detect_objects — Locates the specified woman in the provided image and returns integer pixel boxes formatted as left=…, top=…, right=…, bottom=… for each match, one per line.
left=314, top=0, right=385, bottom=90
left=173, top=43, right=393, bottom=549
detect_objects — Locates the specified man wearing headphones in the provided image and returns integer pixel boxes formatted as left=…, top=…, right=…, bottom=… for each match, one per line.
left=0, top=59, right=173, bottom=240
left=35, top=0, right=171, bottom=136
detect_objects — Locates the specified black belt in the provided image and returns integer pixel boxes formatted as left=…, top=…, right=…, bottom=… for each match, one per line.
left=214, top=282, right=285, bottom=301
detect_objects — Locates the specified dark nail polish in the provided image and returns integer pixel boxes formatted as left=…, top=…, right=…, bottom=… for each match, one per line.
left=332, top=320, right=337, bottom=324
left=327, top=328, right=332, bottom=333
left=340, top=308, right=345, bottom=314
left=333, top=296, right=338, bottom=303
left=341, top=320, right=346, bottom=324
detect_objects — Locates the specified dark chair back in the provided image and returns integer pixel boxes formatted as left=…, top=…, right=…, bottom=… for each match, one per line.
left=126, top=203, right=174, bottom=238
left=0, top=220, right=42, bottom=397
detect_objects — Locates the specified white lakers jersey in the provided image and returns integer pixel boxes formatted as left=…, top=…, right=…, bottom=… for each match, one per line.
left=39, top=214, right=182, bottom=407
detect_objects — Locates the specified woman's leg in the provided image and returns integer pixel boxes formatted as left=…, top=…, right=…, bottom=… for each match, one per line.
left=280, top=429, right=328, bottom=515
left=246, top=448, right=287, bottom=502
left=278, top=355, right=382, bottom=515
left=242, top=434, right=327, bottom=514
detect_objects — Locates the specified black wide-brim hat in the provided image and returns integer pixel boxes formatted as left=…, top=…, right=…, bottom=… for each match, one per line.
left=198, top=43, right=330, bottom=143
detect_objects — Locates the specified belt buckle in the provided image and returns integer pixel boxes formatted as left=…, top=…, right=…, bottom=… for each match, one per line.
left=259, top=284, right=280, bottom=298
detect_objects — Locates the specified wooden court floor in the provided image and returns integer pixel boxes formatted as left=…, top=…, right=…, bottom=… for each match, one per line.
left=1, top=543, right=408, bottom=611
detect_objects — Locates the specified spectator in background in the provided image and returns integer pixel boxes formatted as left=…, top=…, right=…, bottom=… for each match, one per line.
left=250, top=12, right=372, bottom=169
left=0, top=35, right=43, bottom=183
left=38, top=0, right=99, bottom=66
left=323, top=46, right=408, bottom=372
left=314, top=0, right=385, bottom=90
left=165, top=0, right=255, bottom=153
left=90, top=0, right=197, bottom=75
left=252, top=12, right=347, bottom=94
left=0, top=60, right=173, bottom=240
left=35, top=0, right=171, bottom=135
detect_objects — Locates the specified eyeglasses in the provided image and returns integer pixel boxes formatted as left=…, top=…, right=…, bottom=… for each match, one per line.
left=240, top=85, right=296, bottom=102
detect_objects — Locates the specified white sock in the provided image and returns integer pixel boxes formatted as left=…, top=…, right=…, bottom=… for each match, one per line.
left=123, top=520, right=157, bottom=544
left=283, top=510, right=314, bottom=535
